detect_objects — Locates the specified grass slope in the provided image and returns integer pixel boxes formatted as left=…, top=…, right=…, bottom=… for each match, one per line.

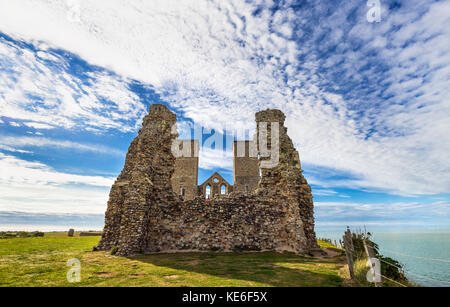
left=0, top=235, right=348, bottom=287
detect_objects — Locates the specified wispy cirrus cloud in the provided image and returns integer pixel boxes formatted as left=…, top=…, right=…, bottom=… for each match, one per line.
left=0, top=152, right=114, bottom=187
left=8, top=121, right=21, bottom=127
left=0, top=0, right=448, bottom=198
left=0, top=33, right=147, bottom=132
left=22, top=122, right=55, bottom=130
left=0, top=135, right=124, bottom=155
left=198, top=147, right=233, bottom=171
left=0, top=144, right=33, bottom=154
left=0, top=152, right=113, bottom=214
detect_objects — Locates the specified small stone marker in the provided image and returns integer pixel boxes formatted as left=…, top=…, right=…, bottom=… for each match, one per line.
left=68, top=229, right=74, bottom=237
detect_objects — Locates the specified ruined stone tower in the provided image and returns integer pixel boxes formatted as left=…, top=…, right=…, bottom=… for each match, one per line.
left=171, top=140, right=199, bottom=200
left=97, top=104, right=318, bottom=256
left=97, top=104, right=178, bottom=255
left=232, top=140, right=260, bottom=195
left=255, top=109, right=318, bottom=249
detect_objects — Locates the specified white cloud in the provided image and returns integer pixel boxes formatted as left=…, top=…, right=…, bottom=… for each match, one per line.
left=198, top=147, right=233, bottom=171
left=9, top=121, right=21, bottom=127
left=312, top=189, right=338, bottom=197
left=23, top=122, right=55, bottom=129
left=0, top=35, right=146, bottom=132
left=0, top=185, right=109, bottom=214
left=0, top=135, right=124, bottom=155
left=0, top=144, right=32, bottom=154
left=0, top=0, right=448, bottom=196
left=0, top=152, right=114, bottom=186
left=0, top=153, right=113, bottom=214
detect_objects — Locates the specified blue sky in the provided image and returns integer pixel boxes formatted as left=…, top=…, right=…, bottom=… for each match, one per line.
left=0, top=0, right=449, bottom=231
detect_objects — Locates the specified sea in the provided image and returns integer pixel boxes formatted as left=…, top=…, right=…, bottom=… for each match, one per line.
left=316, top=229, right=450, bottom=287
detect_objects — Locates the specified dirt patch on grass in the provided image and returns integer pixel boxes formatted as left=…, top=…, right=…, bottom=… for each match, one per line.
left=187, top=260, right=200, bottom=266
left=164, top=275, right=180, bottom=279
left=258, top=263, right=275, bottom=268
left=324, top=248, right=343, bottom=258
left=129, top=273, right=145, bottom=277
left=94, top=271, right=118, bottom=277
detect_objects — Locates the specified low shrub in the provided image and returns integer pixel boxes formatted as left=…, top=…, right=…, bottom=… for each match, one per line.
left=17, top=232, right=32, bottom=238
left=110, top=246, right=118, bottom=255
left=0, top=233, right=17, bottom=239
left=349, top=230, right=408, bottom=286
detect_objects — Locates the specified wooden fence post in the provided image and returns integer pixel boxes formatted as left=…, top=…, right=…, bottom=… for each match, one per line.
left=343, top=227, right=354, bottom=280
left=364, top=240, right=382, bottom=287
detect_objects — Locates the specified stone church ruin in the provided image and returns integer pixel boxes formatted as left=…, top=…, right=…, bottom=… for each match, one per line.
left=97, top=104, right=318, bottom=256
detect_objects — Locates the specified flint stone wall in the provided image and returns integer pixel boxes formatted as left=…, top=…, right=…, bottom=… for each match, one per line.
left=144, top=196, right=307, bottom=253
left=97, top=104, right=318, bottom=256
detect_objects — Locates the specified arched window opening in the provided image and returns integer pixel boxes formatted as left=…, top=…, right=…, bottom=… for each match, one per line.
left=181, top=188, right=185, bottom=198
left=221, top=185, right=226, bottom=195
left=205, top=185, right=211, bottom=199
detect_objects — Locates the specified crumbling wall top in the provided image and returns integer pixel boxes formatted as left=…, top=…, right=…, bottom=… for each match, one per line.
left=145, top=104, right=177, bottom=123
left=255, top=109, right=286, bottom=124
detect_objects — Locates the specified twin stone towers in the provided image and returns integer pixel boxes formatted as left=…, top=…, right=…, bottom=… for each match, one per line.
left=98, top=104, right=318, bottom=256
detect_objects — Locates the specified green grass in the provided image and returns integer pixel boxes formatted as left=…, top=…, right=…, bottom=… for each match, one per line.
left=317, top=240, right=344, bottom=252
left=0, top=236, right=349, bottom=287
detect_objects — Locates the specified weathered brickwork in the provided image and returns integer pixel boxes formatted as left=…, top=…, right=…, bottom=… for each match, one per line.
left=97, top=104, right=318, bottom=256
left=233, top=141, right=260, bottom=195
left=171, top=140, right=199, bottom=200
